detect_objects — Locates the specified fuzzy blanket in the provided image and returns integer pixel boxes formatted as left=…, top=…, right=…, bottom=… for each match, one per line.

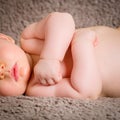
left=0, top=0, right=120, bottom=120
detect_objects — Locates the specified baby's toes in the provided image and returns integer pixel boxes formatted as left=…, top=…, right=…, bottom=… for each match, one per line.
left=47, top=79, right=56, bottom=85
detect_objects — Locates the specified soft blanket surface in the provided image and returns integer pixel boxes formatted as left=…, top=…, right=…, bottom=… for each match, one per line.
left=0, top=0, right=120, bottom=120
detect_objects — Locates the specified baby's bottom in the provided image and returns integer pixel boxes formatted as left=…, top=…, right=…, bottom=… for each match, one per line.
left=26, top=78, right=81, bottom=99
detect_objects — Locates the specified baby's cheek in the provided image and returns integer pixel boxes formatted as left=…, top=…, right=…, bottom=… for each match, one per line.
left=0, top=81, right=12, bottom=96
left=0, top=80, right=25, bottom=96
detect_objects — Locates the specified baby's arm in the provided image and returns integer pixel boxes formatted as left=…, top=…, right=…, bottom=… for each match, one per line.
left=71, top=30, right=102, bottom=99
left=21, top=12, right=75, bottom=85
left=36, top=12, right=75, bottom=85
left=35, top=12, right=75, bottom=85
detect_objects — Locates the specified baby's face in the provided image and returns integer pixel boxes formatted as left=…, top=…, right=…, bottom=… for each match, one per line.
left=0, top=34, right=31, bottom=96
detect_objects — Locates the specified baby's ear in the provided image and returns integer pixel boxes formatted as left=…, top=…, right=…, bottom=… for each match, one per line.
left=0, top=33, right=15, bottom=44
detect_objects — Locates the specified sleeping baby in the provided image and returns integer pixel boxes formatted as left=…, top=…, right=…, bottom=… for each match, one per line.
left=1, top=12, right=120, bottom=99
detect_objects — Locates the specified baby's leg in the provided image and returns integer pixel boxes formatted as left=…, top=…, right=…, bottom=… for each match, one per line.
left=70, top=30, right=102, bottom=99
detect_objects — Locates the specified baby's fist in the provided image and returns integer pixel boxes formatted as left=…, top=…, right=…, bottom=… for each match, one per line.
left=34, top=59, right=62, bottom=86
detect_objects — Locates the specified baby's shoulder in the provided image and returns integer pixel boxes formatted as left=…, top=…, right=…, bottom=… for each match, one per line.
left=80, top=26, right=120, bottom=37
left=76, top=26, right=117, bottom=33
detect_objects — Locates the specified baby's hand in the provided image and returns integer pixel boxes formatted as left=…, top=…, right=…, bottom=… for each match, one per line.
left=34, top=59, right=62, bottom=86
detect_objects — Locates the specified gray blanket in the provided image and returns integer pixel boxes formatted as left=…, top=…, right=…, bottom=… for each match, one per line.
left=0, top=0, right=120, bottom=120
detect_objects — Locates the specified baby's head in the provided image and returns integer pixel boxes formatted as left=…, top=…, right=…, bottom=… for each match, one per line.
left=0, top=33, right=31, bottom=96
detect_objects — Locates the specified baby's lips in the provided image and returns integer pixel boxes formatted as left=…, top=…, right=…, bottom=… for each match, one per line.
left=11, top=63, right=19, bottom=81
left=0, top=33, right=15, bottom=43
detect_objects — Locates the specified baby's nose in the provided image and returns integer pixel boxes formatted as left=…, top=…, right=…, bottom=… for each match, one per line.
left=0, top=63, right=9, bottom=80
left=0, top=72, right=5, bottom=79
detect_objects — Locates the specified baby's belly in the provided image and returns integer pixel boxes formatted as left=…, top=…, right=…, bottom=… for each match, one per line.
left=94, top=27, right=120, bottom=97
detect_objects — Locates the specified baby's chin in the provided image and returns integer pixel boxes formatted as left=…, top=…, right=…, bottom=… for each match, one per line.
left=0, top=84, right=26, bottom=96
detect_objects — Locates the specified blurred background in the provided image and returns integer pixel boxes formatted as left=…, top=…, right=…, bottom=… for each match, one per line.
left=0, top=0, right=120, bottom=42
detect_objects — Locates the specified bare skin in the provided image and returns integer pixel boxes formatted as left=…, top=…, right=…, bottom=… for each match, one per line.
left=21, top=12, right=120, bottom=99
left=0, top=33, right=31, bottom=96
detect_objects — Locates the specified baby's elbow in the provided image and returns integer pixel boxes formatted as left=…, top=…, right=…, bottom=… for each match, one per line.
left=49, top=12, right=75, bottom=30
left=78, top=87, right=102, bottom=99
left=80, top=91, right=100, bottom=100
left=50, top=12, right=74, bottom=20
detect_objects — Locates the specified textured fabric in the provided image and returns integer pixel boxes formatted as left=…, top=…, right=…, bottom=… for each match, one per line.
left=0, top=96, right=120, bottom=120
left=0, top=0, right=120, bottom=120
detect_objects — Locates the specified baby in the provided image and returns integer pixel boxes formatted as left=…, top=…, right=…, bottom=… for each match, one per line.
left=20, top=12, right=120, bottom=99
left=1, top=12, right=120, bottom=99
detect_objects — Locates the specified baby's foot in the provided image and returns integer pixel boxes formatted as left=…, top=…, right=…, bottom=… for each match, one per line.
left=34, top=59, right=62, bottom=86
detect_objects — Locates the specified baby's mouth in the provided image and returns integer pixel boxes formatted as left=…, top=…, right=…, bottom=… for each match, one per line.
left=11, top=63, right=18, bottom=81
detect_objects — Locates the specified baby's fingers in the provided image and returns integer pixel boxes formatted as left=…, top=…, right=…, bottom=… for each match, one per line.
left=54, top=74, right=62, bottom=83
left=47, top=79, right=56, bottom=85
left=40, top=79, right=48, bottom=86
left=40, top=79, right=56, bottom=86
